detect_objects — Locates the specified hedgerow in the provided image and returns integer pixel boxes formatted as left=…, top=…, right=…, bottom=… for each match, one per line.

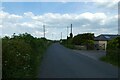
left=2, top=33, right=50, bottom=78
left=101, top=37, right=120, bottom=67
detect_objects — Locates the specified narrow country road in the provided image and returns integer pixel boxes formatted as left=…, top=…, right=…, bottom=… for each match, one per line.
left=38, top=43, right=118, bottom=78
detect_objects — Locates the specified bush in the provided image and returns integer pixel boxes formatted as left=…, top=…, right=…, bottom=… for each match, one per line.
left=61, top=33, right=94, bottom=50
left=101, top=37, right=120, bottom=67
left=72, top=33, right=94, bottom=45
left=2, top=33, right=50, bottom=78
left=86, top=40, right=94, bottom=50
left=3, top=39, right=33, bottom=77
left=106, top=37, right=119, bottom=58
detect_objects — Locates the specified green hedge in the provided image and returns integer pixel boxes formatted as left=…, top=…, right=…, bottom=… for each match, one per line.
left=2, top=33, right=50, bottom=78
left=101, top=37, right=120, bottom=67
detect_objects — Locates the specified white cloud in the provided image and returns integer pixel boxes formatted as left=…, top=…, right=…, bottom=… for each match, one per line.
left=31, top=12, right=108, bottom=28
left=0, top=11, right=118, bottom=39
left=95, top=0, right=118, bottom=9
left=24, top=12, right=35, bottom=17
left=0, top=11, right=23, bottom=24
left=19, top=22, right=34, bottom=28
left=32, top=31, right=43, bottom=37
left=0, top=25, right=2, bottom=28
left=94, top=0, right=119, bottom=2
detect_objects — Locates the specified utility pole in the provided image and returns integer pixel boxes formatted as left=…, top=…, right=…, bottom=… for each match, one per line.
left=67, top=26, right=69, bottom=47
left=43, top=25, right=45, bottom=38
left=71, top=24, right=72, bottom=33
left=61, top=32, right=62, bottom=40
left=67, top=26, right=69, bottom=37
left=70, top=24, right=73, bottom=38
left=60, top=32, right=62, bottom=43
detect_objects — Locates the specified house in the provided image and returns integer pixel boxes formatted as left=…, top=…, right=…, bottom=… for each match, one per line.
left=94, top=34, right=120, bottom=50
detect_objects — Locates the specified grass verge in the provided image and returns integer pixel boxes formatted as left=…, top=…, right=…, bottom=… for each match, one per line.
left=100, top=56, right=120, bottom=67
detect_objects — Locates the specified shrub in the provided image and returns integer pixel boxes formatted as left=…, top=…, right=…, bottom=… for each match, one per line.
left=103, top=37, right=120, bottom=67
left=2, top=33, right=49, bottom=78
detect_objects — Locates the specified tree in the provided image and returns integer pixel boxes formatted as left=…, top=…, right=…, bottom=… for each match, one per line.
left=72, top=34, right=81, bottom=45
left=72, top=33, right=94, bottom=45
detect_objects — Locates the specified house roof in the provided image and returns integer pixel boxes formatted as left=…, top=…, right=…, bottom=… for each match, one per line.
left=94, top=34, right=120, bottom=41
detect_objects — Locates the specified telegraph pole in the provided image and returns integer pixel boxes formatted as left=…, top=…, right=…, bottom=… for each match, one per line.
left=61, top=32, right=62, bottom=40
left=67, top=26, right=69, bottom=47
left=60, top=32, right=62, bottom=43
left=67, top=26, right=69, bottom=37
left=43, top=25, right=45, bottom=38
left=71, top=24, right=72, bottom=33
left=70, top=24, right=73, bottom=38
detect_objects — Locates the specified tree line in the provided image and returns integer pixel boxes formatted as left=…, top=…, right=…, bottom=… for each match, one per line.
left=61, top=33, right=94, bottom=50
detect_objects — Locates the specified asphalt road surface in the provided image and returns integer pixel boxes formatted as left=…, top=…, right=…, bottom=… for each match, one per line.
left=38, top=43, right=118, bottom=78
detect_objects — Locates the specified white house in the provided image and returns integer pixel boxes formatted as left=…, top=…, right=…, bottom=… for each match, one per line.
left=94, top=34, right=120, bottom=51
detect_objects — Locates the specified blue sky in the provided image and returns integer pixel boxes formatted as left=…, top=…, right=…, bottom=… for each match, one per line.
left=3, top=2, right=117, bottom=15
left=0, top=2, right=118, bottom=40
left=3, top=2, right=93, bottom=15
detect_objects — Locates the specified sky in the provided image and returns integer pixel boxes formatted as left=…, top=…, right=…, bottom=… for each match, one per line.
left=0, top=1, right=119, bottom=40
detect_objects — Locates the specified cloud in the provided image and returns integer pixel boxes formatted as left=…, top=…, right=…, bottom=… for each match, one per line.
left=32, top=31, right=43, bottom=37
left=0, top=11, right=23, bottom=24
left=31, top=12, right=109, bottom=29
left=95, top=0, right=118, bottom=10
left=1, top=11, right=118, bottom=39
left=24, top=12, right=35, bottom=17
